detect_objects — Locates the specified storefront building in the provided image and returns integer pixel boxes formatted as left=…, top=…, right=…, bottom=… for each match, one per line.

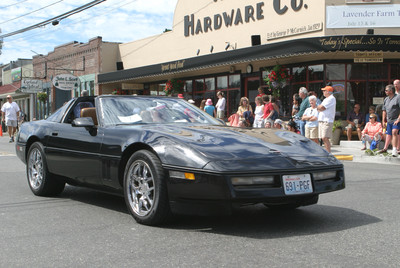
left=0, top=59, right=35, bottom=121
left=98, top=0, right=400, bottom=119
left=33, top=36, right=120, bottom=116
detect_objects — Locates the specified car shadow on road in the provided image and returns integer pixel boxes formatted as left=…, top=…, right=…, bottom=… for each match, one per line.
left=60, top=186, right=381, bottom=239
left=60, top=186, right=128, bottom=214
left=164, top=204, right=381, bottom=239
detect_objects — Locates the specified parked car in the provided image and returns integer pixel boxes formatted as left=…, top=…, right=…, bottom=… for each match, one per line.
left=16, top=95, right=345, bottom=225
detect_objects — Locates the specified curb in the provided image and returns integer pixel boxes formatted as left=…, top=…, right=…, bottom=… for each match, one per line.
left=334, top=154, right=354, bottom=161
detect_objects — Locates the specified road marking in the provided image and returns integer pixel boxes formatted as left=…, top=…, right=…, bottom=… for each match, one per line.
left=0, top=152, right=15, bottom=156
left=334, top=154, right=353, bottom=161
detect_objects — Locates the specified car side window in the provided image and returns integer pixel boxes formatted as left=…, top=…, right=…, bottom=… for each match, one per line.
left=64, top=99, right=95, bottom=124
left=47, top=99, right=74, bottom=123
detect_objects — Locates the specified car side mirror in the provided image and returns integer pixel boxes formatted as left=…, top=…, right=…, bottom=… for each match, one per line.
left=72, top=117, right=95, bottom=128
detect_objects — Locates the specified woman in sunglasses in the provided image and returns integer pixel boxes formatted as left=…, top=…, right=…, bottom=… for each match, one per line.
left=361, top=113, right=383, bottom=150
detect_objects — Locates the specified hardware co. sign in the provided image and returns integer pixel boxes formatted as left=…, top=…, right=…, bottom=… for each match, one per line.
left=52, top=74, right=79, bottom=91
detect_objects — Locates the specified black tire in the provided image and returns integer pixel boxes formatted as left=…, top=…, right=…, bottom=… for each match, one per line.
left=26, top=142, right=65, bottom=196
left=264, top=195, right=319, bottom=210
left=123, top=150, right=171, bottom=225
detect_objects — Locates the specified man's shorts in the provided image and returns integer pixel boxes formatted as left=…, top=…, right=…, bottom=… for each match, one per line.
left=6, top=119, right=17, bottom=127
left=305, top=126, right=318, bottom=139
left=318, top=121, right=333, bottom=139
left=216, top=110, right=225, bottom=120
left=386, top=122, right=400, bottom=135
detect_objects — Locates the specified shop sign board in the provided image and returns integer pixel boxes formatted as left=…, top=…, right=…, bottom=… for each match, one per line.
left=52, top=74, right=79, bottom=91
left=373, top=97, right=384, bottom=105
left=346, top=0, right=391, bottom=3
left=326, top=4, right=400, bottom=28
left=11, top=67, right=21, bottom=82
left=354, top=58, right=383, bottom=63
left=354, top=51, right=383, bottom=63
left=21, top=78, right=43, bottom=93
left=267, top=22, right=323, bottom=40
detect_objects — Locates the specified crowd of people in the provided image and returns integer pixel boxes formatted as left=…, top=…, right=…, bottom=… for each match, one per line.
left=193, top=79, right=400, bottom=156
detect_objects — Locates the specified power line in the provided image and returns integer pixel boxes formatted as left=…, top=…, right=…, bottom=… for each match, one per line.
left=6, top=0, right=137, bottom=43
left=0, top=0, right=107, bottom=39
left=0, top=0, right=29, bottom=9
left=0, top=0, right=64, bottom=25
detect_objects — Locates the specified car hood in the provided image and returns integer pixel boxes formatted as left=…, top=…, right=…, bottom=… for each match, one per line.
left=143, top=124, right=341, bottom=171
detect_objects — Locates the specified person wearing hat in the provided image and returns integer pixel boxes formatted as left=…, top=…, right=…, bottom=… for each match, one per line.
left=273, top=119, right=284, bottom=129
left=204, top=98, right=215, bottom=117
left=361, top=113, right=383, bottom=150
left=317, top=85, right=336, bottom=153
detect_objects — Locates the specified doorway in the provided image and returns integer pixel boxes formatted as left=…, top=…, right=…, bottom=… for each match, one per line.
left=245, top=76, right=260, bottom=112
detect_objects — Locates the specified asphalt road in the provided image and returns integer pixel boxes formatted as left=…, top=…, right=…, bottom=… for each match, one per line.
left=1, top=137, right=399, bottom=267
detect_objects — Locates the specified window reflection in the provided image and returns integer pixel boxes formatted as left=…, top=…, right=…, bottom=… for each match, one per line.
left=308, top=65, right=324, bottom=81
left=347, top=64, right=367, bottom=80
left=229, top=74, right=240, bottom=88
left=217, top=76, right=228, bottom=89
left=326, top=64, right=345, bottom=80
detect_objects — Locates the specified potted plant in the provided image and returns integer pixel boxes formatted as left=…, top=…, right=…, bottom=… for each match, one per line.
left=164, top=78, right=184, bottom=96
left=263, top=65, right=291, bottom=98
left=331, top=120, right=343, bottom=145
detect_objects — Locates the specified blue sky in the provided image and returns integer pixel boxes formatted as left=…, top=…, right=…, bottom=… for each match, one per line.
left=0, top=0, right=178, bottom=65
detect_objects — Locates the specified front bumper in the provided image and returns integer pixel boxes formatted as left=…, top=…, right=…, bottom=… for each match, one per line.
left=15, top=141, right=27, bottom=164
left=166, top=166, right=345, bottom=215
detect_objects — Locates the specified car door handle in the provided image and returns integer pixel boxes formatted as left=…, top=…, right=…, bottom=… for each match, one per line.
left=52, top=132, right=58, bottom=136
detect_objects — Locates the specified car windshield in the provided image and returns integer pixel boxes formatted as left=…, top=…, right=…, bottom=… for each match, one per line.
left=99, top=96, right=222, bottom=126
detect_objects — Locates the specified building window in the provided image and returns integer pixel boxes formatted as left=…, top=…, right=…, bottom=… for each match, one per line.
left=217, top=76, right=228, bottom=89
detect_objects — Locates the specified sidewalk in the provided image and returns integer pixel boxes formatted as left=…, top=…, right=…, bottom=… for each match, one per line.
left=0, top=135, right=16, bottom=156
left=332, top=140, right=400, bottom=165
left=2, top=135, right=400, bottom=165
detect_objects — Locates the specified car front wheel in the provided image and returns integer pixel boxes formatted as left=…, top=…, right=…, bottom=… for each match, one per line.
left=123, top=150, right=171, bottom=225
left=27, top=142, right=65, bottom=196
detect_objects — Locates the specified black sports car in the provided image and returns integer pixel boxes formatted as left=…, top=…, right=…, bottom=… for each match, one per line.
left=16, top=95, right=345, bottom=225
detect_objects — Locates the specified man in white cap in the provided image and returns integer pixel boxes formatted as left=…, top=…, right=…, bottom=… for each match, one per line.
left=317, top=86, right=336, bottom=153
left=1, top=95, right=20, bottom=143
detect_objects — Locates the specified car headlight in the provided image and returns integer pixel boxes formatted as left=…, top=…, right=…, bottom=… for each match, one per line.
left=231, top=176, right=275, bottom=186
left=312, top=171, right=337, bottom=181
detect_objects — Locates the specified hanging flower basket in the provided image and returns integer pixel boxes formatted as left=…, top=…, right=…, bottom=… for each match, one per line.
left=164, top=78, right=184, bottom=96
left=112, top=89, right=129, bottom=95
left=37, top=92, right=48, bottom=103
left=263, top=65, right=291, bottom=97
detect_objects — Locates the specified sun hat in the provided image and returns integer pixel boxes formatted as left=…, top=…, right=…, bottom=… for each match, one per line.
left=370, top=113, right=377, bottom=119
left=274, top=119, right=283, bottom=125
left=321, top=86, right=334, bottom=92
left=206, top=99, right=213, bottom=106
left=177, top=94, right=184, bottom=99
left=188, top=99, right=195, bottom=104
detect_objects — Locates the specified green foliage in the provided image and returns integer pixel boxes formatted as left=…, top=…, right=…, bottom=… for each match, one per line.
left=332, top=120, right=342, bottom=132
left=37, top=92, right=48, bottom=103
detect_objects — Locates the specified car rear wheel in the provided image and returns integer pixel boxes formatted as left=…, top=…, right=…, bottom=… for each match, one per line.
left=123, top=150, right=171, bottom=225
left=27, top=142, right=65, bottom=196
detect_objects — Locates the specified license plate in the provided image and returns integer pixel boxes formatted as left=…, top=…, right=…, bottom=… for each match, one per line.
left=282, top=174, right=313, bottom=195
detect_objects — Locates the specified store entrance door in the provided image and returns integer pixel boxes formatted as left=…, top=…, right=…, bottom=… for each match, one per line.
left=245, top=77, right=260, bottom=112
